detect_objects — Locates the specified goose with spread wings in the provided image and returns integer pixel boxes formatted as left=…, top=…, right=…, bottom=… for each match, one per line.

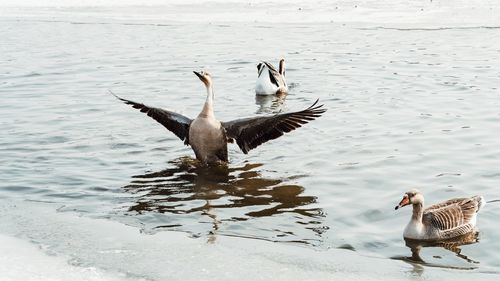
left=111, top=71, right=326, bottom=165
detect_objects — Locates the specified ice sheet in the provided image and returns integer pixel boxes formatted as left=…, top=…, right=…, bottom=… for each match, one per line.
left=0, top=234, right=141, bottom=281
left=0, top=200, right=494, bottom=281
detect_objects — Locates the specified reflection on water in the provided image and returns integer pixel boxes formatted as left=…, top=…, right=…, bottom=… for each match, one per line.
left=392, top=232, right=480, bottom=272
left=120, top=157, right=327, bottom=245
left=254, top=93, right=287, bottom=114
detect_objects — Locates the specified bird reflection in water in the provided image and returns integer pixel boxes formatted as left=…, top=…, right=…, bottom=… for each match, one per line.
left=255, top=92, right=287, bottom=114
left=255, top=82, right=300, bottom=114
left=121, top=157, right=327, bottom=245
left=392, top=231, right=480, bottom=273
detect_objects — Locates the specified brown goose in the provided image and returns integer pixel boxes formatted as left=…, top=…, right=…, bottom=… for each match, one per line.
left=395, top=189, right=485, bottom=241
left=112, top=71, right=325, bottom=165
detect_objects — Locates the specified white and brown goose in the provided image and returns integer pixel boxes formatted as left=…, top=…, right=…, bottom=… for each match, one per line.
left=255, top=59, right=288, bottom=96
left=395, top=189, right=485, bottom=241
left=112, top=71, right=325, bottom=165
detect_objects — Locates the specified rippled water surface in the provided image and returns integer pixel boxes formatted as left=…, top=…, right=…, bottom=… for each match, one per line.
left=2, top=6, right=500, bottom=277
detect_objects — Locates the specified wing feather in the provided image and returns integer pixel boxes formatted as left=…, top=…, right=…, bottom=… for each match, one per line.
left=222, top=100, right=326, bottom=154
left=111, top=91, right=192, bottom=145
left=423, top=197, right=481, bottom=233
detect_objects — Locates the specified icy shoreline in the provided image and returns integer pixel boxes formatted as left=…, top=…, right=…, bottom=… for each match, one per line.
left=0, top=234, right=139, bottom=281
left=0, top=200, right=495, bottom=281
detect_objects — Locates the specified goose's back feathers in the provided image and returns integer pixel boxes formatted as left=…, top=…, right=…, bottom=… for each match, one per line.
left=424, top=196, right=483, bottom=227
left=263, top=61, right=280, bottom=81
left=410, top=195, right=484, bottom=240
left=264, top=61, right=287, bottom=90
left=222, top=100, right=326, bottom=154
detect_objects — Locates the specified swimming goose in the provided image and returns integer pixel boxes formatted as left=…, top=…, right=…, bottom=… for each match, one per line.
left=112, top=71, right=325, bottom=165
left=255, top=59, right=288, bottom=96
left=395, top=190, right=485, bottom=241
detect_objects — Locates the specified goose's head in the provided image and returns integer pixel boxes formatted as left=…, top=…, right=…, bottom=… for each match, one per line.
left=193, top=71, right=212, bottom=88
left=395, top=189, right=424, bottom=210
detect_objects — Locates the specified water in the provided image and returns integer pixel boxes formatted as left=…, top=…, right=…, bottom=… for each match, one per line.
left=1, top=2, right=500, bottom=280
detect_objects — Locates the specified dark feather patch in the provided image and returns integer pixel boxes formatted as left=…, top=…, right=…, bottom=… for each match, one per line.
left=110, top=91, right=193, bottom=145
left=257, top=63, right=264, bottom=76
left=268, top=69, right=279, bottom=87
left=222, top=100, right=326, bottom=154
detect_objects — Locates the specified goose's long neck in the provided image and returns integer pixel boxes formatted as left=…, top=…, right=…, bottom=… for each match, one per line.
left=199, top=84, right=215, bottom=118
left=411, top=203, right=424, bottom=224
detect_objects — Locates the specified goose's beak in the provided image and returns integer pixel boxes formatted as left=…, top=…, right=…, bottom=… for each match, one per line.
left=193, top=71, right=210, bottom=87
left=395, top=195, right=410, bottom=210
left=193, top=71, right=202, bottom=79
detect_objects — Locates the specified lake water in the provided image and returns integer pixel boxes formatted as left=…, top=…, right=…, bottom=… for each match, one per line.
left=1, top=1, right=500, bottom=280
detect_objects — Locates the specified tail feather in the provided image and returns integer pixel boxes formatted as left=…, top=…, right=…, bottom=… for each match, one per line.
left=475, top=196, right=486, bottom=212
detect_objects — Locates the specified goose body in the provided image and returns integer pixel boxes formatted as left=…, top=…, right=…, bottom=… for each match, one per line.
left=112, top=70, right=325, bottom=165
left=255, top=59, right=288, bottom=96
left=189, top=113, right=228, bottom=164
left=395, top=190, right=485, bottom=241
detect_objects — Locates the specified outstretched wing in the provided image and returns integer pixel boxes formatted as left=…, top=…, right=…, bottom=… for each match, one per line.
left=222, top=100, right=326, bottom=154
left=111, top=91, right=192, bottom=145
